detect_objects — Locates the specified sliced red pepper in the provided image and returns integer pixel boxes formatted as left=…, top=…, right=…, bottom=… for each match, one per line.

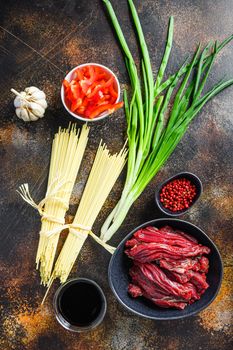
left=108, top=101, right=124, bottom=113
left=66, top=89, right=73, bottom=103
left=70, top=83, right=81, bottom=100
left=87, top=84, right=103, bottom=98
left=77, top=106, right=85, bottom=114
left=110, top=96, right=117, bottom=104
left=86, top=81, right=100, bottom=95
left=96, top=72, right=108, bottom=80
left=79, top=67, right=97, bottom=94
left=89, top=101, right=124, bottom=119
left=71, top=98, right=82, bottom=112
left=97, top=100, right=110, bottom=106
left=109, top=83, right=118, bottom=99
left=88, top=65, right=95, bottom=78
left=103, top=94, right=111, bottom=100
left=82, top=96, right=90, bottom=107
left=63, top=79, right=70, bottom=89
left=79, top=80, right=92, bottom=94
left=91, top=91, right=103, bottom=104
left=74, top=68, right=84, bottom=81
left=70, top=79, right=78, bottom=86
left=96, top=94, right=109, bottom=105
left=82, top=66, right=89, bottom=77
left=95, top=66, right=108, bottom=79
left=86, top=77, right=114, bottom=98
left=103, top=76, right=114, bottom=88
left=84, top=103, right=98, bottom=118
left=84, top=65, right=97, bottom=85
left=64, top=65, right=122, bottom=119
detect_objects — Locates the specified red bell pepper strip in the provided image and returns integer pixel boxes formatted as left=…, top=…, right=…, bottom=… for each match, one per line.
left=89, top=101, right=124, bottom=119
left=84, top=65, right=97, bottom=85
left=70, top=84, right=81, bottom=100
left=87, top=85, right=103, bottom=98
left=97, top=72, right=108, bottom=80
left=74, top=68, right=84, bottom=81
left=77, top=106, right=85, bottom=114
left=109, top=83, right=118, bottom=99
left=103, top=76, right=114, bottom=88
left=79, top=80, right=90, bottom=94
left=84, top=103, right=99, bottom=118
left=63, top=79, right=70, bottom=88
left=71, top=98, right=82, bottom=112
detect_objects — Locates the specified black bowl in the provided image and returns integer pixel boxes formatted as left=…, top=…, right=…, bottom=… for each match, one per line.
left=155, top=172, right=203, bottom=217
left=108, top=218, right=222, bottom=320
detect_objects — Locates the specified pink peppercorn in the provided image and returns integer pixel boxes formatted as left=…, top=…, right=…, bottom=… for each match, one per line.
left=160, top=178, right=197, bottom=212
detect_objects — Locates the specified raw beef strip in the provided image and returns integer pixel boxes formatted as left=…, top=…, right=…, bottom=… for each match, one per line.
left=132, top=263, right=198, bottom=301
left=159, top=257, right=201, bottom=274
left=186, top=271, right=209, bottom=294
left=199, top=256, right=209, bottom=273
left=126, top=242, right=210, bottom=263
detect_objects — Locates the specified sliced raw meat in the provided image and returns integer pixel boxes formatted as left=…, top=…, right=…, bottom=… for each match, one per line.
left=199, top=256, right=209, bottom=273
left=126, top=242, right=210, bottom=263
left=128, top=283, right=143, bottom=297
left=159, top=257, right=201, bottom=274
left=186, top=271, right=209, bottom=294
left=133, top=263, right=198, bottom=301
left=125, top=225, right=210, bottom=311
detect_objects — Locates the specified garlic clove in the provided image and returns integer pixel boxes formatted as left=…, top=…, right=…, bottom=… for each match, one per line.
left=36, top=99, right=47, bottom=109
left=16, top=108, right=30, bottom=122
left=28, top=102, right=45, bottom=117
left=25, top=86, right=40, bottom=94
left=14, top=96, right=28, bottom=108
left=28, top=110, right=40, bottom=121
left=30, top=90, right=46, bottom=100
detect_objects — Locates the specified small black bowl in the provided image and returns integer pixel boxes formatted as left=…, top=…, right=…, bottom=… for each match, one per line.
left=108, top=218, right=223, bottom=320
left=155, top=172, right=203, bottom=217
left=53, top=278, right=107, bottom=332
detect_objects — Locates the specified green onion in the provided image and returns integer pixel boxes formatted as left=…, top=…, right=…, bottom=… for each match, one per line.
left=101, top=0, right=233, bottom=242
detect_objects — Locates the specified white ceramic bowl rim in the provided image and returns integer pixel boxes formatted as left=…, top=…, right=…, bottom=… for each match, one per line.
left=61, top=63, right=121, bottom=122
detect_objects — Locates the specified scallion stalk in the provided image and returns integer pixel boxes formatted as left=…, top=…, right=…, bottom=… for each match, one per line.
left=101, top=0, right=233, bottom=242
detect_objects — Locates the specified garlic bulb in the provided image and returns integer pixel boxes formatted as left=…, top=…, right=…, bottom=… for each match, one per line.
left=11, top=86, right=48, bottom=122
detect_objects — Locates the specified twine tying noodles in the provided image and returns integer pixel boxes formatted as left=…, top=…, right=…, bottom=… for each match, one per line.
left=17, top=182, right=69, bottom=235
left=17, top=183, right=116, bottom=254
left=69, top=225, right=115, bottom=254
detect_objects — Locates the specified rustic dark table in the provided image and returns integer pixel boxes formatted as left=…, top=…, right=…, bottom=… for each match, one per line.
left=0, top=0, right=233, bottom=349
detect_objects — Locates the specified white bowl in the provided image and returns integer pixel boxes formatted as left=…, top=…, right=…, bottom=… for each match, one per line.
left=61, top=63, right=121, bottom=122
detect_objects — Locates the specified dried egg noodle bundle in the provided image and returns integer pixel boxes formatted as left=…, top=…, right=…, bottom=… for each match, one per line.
left=49, top=142, right=127, bottom=285
left=18, top=124, right=89, bottom=285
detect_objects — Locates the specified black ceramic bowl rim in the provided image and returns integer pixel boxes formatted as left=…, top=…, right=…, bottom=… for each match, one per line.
left=53, top=277, right=107, bottom=332
left=155, top=172, right=203, bottom=217
left=108, top=218, right=223, bottom=320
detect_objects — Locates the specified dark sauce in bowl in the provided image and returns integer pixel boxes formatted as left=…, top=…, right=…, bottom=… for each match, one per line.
left=54, top=278, right=107, bottom=332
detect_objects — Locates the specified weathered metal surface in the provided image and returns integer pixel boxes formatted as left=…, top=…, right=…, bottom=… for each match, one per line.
left=0, top=0, right=233, bottom=349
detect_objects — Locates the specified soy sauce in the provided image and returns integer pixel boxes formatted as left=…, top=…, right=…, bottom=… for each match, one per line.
left=57, top=280, right=104, bottom=327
